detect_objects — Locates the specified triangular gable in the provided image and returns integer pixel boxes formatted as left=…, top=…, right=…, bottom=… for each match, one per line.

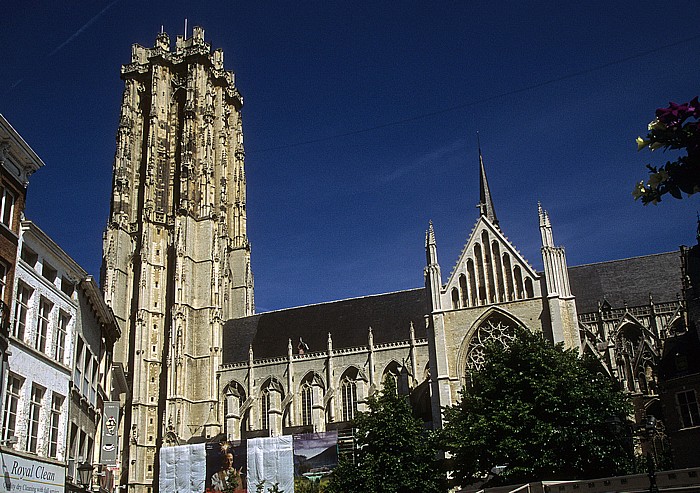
left=443, top=215, right=540, bottom=308
left=613, top=311, right=658, bottom=342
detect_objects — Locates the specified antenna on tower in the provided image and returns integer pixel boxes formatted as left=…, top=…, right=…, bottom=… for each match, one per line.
left=161, top=25, right=164, bottom=34
left=184, top=18, right=188, bottom=38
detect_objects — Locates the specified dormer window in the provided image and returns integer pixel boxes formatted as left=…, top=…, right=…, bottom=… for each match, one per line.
left=42, top=262, right=57, bottom=283
left=61, top=277, right=75, bottom=297
left=20, top=245, right=38, bottom=268
left=0, top=186, right=15, bottom=228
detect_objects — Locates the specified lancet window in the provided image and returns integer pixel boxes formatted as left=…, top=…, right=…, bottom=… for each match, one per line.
left=223, top=381, right=246, bottom=439
left=301, top=383, right=313, bottom=426
left=340, top=368, right=360, bottom=422
left=261, top=388, right=271, bottom=430
left=450, top=226, right=537, bottom=309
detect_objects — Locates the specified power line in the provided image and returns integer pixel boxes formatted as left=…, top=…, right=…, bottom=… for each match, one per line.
left=249, top=33, right=700, bottom=154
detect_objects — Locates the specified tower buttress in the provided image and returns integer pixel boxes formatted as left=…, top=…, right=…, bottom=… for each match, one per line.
left=539, top=204, right=580, bottom=351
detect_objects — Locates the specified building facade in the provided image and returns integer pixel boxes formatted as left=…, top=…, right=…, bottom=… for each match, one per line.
left=0, top=115, right=44, bottom=446
left=3, top=220, right=122, bottom=493
left=655, top=238, right=700, bottom=468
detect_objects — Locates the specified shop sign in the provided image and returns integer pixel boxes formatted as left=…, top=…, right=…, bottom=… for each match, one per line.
left=1, top=451, right=65, bottom=493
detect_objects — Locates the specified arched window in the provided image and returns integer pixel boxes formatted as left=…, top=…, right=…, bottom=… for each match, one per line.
left=459, top=274, right=468, bottom=308
left=451, top=287, right=459, bottom=309
left=467, top=259, right=478, bottom=306
left=502, top=253, right=514, bottom=301
left=261, top=388, right=271, bottom=430
left=301, top=383, right=313, bottom=426
left=492, top=241, right=505, bottom=302
left=616, top=325, right=646, bottom=393
left=338, top=368, right=363, bottom=423
left=524, top=277, right=534, bottom=298
left=382, top=361, right=408, bottom=394
left=514, top=266, right=524, bottom=299
left=341, top=377, right=357, bottom=422
left=474, top=243, right=487, bottom=304
left=224, top=383, right=244, bottom=417
left=482, top=231, right=496, bottom=303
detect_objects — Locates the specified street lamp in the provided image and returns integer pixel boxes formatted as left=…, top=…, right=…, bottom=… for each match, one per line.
left=606, top=414, right=661, bottom=493
left=77, top=460, right=93, bottom=491
left=643, top=416, right=659, bottom=493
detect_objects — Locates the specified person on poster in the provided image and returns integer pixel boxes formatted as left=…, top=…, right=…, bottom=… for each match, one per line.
left=207, top=443, right=243, bottom=493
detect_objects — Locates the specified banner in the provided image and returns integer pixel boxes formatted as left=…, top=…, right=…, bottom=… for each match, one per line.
left=205, top=442, right=246, bottom=493
left=159, top=443, right=206, bottom=493
left=100, top=401, right=120, bottom=466
left=247, top=436, right=294, bottom=493
left=292, top=431, right=338, bottom=478
left=158, top=434, right=339, bottom=492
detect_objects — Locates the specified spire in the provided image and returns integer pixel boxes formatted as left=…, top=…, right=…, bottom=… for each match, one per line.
left=477, top=133, right=499, bottom=227
left=425, top=220, right=439, bottom=267
left=538, top=202, right=554, bottom=248
left=426, top=220, right=436, bottom=248
left=424, top=220, right=442, bottom=311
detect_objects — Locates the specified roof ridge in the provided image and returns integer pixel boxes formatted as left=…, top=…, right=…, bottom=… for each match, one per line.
left=569, top=251, right=678, bottom=269
left=247, top=287, right=425, bottom=317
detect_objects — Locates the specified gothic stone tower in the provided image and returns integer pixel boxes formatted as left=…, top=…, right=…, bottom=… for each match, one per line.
left=101, top=27, right=253, bottom=491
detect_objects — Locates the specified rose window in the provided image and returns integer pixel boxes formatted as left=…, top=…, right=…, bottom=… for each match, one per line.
left=466, top=319, right=516, bottom=371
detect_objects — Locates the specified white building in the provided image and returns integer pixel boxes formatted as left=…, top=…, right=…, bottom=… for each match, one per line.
left=3, top=220, right=121, bottom=493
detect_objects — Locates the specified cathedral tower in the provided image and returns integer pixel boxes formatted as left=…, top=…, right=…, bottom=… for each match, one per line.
left=101, top=27, right=253, bottom=491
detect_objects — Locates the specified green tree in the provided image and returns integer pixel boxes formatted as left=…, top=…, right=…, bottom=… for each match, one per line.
left=441, top=328, right=632, bottom=488
left=633, top=96, right=700, bottom=204
left=326, top=377, right=443, bottom=493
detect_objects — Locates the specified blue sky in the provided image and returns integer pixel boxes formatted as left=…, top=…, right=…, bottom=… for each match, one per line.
left=1, top=1, right=698, bottom=312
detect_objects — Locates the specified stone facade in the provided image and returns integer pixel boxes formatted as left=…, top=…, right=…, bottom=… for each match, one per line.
left=424, top=154, right=579, bottom=426
left=101, top=28, right=253, bottom=491
left=219, top=290, right=431, bottom=442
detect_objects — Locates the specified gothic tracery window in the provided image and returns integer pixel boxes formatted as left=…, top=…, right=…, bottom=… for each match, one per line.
left=615, top=325, right=656, bottom=394
left=341, top=377, right=357, bottom=422
left=261, top=388, right=270, bottom=430
left=465, top=317, right=516, bottom=372
left=301, top=383, right=313, bottom=427
left=338, top=367, right=362, bottom=423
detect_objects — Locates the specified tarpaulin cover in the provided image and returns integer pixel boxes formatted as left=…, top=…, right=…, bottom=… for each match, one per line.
left=159, top=443, right=206, bottom=493
left=246, top=436, right=294, bottom=492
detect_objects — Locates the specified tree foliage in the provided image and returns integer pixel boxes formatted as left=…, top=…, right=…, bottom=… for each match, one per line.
left=326, top=377, right=443, bottom=493
left=441, top=328, right=632, bottom=488
left=634, top=96, right=700, bottom=204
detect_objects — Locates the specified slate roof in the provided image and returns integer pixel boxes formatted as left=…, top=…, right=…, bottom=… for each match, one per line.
left=222, top=252, right=684, bottom=364
left=222, top=288, right=427, bottom=364
left=567, top=251, right=682, bottom=314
